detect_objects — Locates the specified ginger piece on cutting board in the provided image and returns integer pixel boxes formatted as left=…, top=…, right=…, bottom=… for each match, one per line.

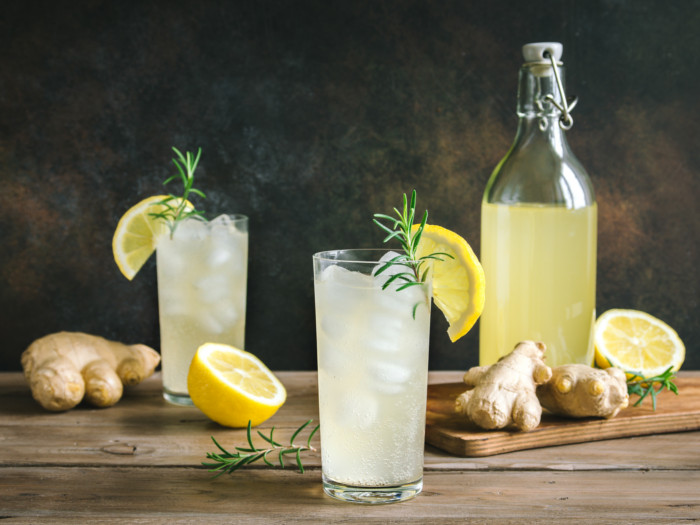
left=455, top=341, right=552, bottom=432
left=537, top=364, right=629, bottom=419
left=21, top=331, right=160, bottom=411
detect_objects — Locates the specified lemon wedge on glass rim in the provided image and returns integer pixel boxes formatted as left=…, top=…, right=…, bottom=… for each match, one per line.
left=112, top=195, right=192, bottom=280
left=412, top=224, right=485, bottom=342
left=187, top=343, right=287, bottom=428
left=594, top=309, right=685, bottom=378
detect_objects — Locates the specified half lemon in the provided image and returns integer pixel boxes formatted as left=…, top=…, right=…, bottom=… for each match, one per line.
left=594, top=309, right=685, bottom=377
left=413, top=224, right=485, bottom=342
left=187, top=343, right=287, bottom=428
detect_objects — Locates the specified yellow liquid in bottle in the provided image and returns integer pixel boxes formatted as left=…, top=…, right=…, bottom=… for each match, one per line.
left=479, top=202, right=597, bottom=367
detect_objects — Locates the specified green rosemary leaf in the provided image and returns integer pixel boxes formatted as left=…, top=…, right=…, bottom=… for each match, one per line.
left=290, top=419, right=311, bottom=446
left=384, top=230, right=404, bottom=243
left=385, top=259, right=412, bottom=270
left=412, top=302, right=421, bottom=319
left=381, top=272, right=414, bottom=290
left=408, top=193, right=416, bottom=228
left=419, top=265, right=430, bottom=283
left=296, top=449, right=304, bottom=474
left=307, top=424, right=319, bottom=448
left=373, top=213, right=400, bottom=223
left=234, top=446, right=258, bottom=453
left=373, top=219, right=398, bottom=237
left=257, top=429, right=283, bottom=448
left=246, top=420, right=256, bottom=450
left=420, top=252, right=454, bottom=261
left=263, top=450, right=274, bottom=467
left=210, top=436, right=234, bottom=456
left=171, top=159, right=188, bottom=184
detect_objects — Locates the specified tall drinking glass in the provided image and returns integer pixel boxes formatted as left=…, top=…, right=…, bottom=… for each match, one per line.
left=157, top=214, right=248, bottom=405
left=313, top=249, right=432, bottom=504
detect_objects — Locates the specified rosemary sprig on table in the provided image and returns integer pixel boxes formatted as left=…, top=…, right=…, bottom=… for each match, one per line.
left=626, top=366, right=679, bottom=410
left=373, top=190, right=452, bottom=316
left=149, top=147, right=207, bottom=236
left=203, top=420, right=319, bottom=477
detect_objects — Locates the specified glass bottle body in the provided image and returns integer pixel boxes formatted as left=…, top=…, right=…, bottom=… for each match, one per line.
left=479, top=61, right=597, bottom=368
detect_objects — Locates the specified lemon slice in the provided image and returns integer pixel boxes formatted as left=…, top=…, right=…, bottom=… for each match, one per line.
left=187, top=343, right=287, bottom=428
left=112, top=195, right=189, bottom=280
left=594, top=309, right=685, bottom=377
left=412, top=224, right=485, bottom=342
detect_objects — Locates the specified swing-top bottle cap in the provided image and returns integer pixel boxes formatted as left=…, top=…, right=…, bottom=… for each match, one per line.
left=522, top=42, right=563, bottom=63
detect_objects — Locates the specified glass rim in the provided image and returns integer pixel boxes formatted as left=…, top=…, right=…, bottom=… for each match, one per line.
left=313, top=248, right=418, bottom=264
left=181, top=213, right=248, bottom=222
left=219, top=213, right=248, bottom=221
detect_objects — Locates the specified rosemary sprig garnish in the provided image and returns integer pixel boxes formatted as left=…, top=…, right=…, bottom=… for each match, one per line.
left=373, top=190, right=452, bottom=316
left=149, top=147, right=207, bottom=236
left=203, top=420, right=319, bottom=477
left=626, top=366, right=679, bottom=410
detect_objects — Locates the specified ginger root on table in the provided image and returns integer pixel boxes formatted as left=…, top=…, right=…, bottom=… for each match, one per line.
left=21, top=331, right=160, bottom=411
left=455, top=341, right=552, bottom=432
left=537, top=364, right=629, bottom=419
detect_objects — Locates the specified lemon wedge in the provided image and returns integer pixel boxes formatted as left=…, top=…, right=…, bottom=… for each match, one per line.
left=594, top=309, right=685, bottom=377
left=187, top=343, right=287, bottom=428
left=112, top=195, right=192, bottom=280
left=112, top=195, right=169, bottom=280
left=413, top=224, right=485, bottom=342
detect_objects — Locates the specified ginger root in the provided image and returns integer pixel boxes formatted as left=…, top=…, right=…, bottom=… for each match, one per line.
left=21, top=331, right=160, bottom=411
left=537, top=364, right=629, bottom=419
left=455, top=341, right=552, bottom=432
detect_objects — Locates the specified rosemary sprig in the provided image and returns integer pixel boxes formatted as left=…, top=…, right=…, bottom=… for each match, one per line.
left=626, top=366, right=679, bottom=410
left=373, top=190, right=452, bottom=316
left=203, top=420, right=319, bottom=477
left=149, top=147, right=207, bottom=236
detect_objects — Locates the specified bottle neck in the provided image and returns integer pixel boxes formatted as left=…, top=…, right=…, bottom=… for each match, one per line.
left=516, top=62, right=569, bottom=141
left=482, top=60, right=595, bottom=208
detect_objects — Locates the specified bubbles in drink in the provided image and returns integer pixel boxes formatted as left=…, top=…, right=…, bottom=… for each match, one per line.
left=336, top=390, right=379, bottom=430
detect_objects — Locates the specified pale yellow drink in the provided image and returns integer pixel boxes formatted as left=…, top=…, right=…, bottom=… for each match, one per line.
left=313, top=249, right=431, bottom=504
left=157, top=214, right=248, bottom=405
left=479, top=203, right=597, bottom=367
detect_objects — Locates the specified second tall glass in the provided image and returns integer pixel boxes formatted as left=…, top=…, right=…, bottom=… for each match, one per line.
left=313, top=249, right=432, bottom=504
left=157, top=214, right=248, bottom=405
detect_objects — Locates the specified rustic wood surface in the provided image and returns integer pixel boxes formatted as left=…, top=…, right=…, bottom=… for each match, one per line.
left=2, top=371, right=699, bottom=523
left=426, top=375, right=700, bottom=457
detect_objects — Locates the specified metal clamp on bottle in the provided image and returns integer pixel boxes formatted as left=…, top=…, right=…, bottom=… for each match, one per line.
left=542, top=50, right=578, bottom=130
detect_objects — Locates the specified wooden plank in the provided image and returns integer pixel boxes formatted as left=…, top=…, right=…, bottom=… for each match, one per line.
left=2, top=418, right=699, bottom=471
left=426, top=374, right=700, bottom=457
left=3, top=372, right=700, bottom=471
left=0, top=467, right=698, bottom=523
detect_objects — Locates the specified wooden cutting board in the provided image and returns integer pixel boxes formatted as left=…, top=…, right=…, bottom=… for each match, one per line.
left=426, top=374, right=700, bottom=457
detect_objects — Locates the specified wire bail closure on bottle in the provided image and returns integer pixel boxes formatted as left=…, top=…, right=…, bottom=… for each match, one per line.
left=543, top=51, right=578, bottom=130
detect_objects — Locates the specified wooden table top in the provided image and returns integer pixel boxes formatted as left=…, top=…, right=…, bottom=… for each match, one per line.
left=2, top=370, right=699, bottom=523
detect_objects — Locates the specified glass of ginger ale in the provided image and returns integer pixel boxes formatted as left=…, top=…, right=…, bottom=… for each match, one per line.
left=157, top=214, right=248, bottom=405
left=313, top=249, right=431, bottom=504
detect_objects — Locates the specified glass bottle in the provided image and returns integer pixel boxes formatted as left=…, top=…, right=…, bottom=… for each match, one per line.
left=479, top=42, right=597, bottom=367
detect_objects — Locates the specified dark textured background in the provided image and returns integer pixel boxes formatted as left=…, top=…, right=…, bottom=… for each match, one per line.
left=1, top=0, right=698, bottom=372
